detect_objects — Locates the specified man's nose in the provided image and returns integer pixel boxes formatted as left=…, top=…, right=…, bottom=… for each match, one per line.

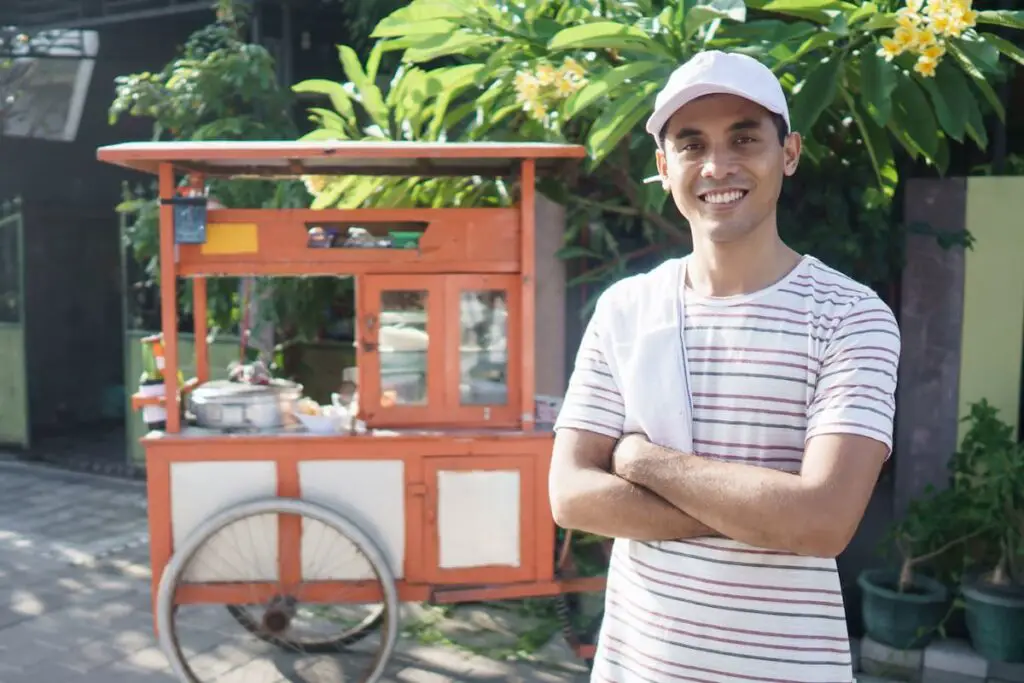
left=700, top=148, right=736, bottom=179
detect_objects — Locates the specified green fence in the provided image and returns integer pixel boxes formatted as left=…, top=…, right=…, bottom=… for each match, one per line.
left=0, top=198, right=28, bottom=448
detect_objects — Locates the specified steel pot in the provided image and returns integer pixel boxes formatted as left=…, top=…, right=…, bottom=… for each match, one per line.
left=189, top=379, right=303, bottom=431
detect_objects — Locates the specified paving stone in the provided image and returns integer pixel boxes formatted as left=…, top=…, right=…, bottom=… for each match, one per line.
left=0, top=459, right=590, bottom=683
left=924, top=638, right=989, bottom=678
left=990, top=659, right=1024, bottom=683
left=861, top=635, right=924, bottom=681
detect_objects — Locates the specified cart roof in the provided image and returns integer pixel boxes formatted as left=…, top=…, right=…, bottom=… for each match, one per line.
left=96, top=140, right=587, bottom=178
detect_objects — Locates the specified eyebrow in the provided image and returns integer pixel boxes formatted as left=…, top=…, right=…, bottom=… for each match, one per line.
left=674, top=118, right=763, bottom=139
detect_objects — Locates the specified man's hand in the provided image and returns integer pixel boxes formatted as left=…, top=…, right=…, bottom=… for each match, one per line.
left=549, top=428, right=719, bottom=541
left=609, top=433, right=887, bottom=557
left=611, top=432, right=650, bottom=481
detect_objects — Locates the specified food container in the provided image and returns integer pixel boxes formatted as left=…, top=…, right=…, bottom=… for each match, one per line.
left=189, top=379, right=303, bottom=431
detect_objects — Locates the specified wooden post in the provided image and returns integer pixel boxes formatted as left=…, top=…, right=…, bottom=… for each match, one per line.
left=520, top=159, right=536, bottom=431
left=158, top=163, right=180, bottom=433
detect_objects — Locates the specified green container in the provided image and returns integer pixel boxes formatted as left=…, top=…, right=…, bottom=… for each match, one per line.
left=858, top=568, right=950, bottom=650
left=388, top=231, right=421, bottom=249
left=963, top=578, right=1024, bottom=662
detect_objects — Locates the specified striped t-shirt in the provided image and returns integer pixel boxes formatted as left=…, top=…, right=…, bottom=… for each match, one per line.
left=555, top=254, right=900, bottom=683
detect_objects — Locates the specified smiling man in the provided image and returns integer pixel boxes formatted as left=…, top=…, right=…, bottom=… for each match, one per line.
left=548, top=51, right=900, bottom=682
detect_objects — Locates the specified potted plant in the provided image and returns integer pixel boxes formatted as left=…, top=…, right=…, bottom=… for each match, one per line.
left=952, top=401, right=1024, bottom=663
left=858, top=484, right=984, bottom=650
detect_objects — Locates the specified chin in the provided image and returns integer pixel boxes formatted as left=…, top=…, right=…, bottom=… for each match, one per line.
left=697, top=221, right=759, bottom=244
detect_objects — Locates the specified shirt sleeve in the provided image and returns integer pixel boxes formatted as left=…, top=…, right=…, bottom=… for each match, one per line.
left=553, top=294, right=626, bottom=440
left=805, top=294, right=901, bottom=454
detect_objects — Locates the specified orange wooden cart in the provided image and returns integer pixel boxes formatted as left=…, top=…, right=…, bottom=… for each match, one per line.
left=97, top=141, right=607, bottom=683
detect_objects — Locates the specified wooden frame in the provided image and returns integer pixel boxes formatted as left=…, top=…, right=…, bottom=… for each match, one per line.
left=97, top=142, right=601, bottom=658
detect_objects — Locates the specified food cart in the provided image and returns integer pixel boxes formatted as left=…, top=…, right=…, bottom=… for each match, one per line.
left=96, top=141, right=606, bottom=682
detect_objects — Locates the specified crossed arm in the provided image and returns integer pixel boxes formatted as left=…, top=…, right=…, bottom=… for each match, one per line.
left=549, top=426, right=887, bottom=556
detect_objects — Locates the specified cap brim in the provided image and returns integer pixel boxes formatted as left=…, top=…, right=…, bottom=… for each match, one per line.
left=644, top=81, right=789, bottom=138
left=643, top=175, right=662, bottom=184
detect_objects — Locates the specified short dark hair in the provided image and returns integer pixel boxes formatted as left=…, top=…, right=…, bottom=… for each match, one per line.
left=659, top=112, right=789, bottom=148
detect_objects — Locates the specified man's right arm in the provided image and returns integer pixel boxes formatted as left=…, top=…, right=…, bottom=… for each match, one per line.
left=549, top=427, right=718, bottom=541
left=547, top=298, right=717, bottom=541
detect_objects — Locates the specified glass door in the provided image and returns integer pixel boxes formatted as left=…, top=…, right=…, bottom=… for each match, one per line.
left=445, top=274, right=520, bottom=427
left=358, top=275, right=446, bottom=426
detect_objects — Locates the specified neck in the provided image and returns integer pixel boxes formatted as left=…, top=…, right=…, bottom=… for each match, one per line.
left=687, top=223, right=801, bottom=298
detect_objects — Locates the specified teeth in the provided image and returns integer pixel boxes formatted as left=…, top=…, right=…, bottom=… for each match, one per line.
left=702, top=190, right=745, bottom=204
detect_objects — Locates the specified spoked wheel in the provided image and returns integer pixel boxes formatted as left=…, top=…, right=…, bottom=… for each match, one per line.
left=156, top=497, right=399, bottom=683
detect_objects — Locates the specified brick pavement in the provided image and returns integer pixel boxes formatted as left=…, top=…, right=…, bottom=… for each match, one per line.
left=0, top=457, right=590, bottom=682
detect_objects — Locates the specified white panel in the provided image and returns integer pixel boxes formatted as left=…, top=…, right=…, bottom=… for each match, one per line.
left=170, top=461, right=278, bottom=583
left=437, top=470, right=520, bottom=569
left=298, top=460, right=405, bottom=580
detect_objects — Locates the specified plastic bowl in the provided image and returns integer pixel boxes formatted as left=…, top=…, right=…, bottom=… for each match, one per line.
left=293, top=410, right=346, bottom=434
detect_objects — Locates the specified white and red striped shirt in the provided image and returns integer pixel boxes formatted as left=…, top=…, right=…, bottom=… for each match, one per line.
left=555, top=254, right=900, bottom=683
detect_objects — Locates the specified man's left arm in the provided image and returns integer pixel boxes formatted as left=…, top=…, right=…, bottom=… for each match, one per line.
left=614, top=295, right=901, bottom=558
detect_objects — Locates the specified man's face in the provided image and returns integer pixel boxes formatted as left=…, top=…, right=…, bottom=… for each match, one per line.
left=655, top=93, right=801, bottom=245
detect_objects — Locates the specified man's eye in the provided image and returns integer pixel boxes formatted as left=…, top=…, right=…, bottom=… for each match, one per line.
left=735, top=136, right=757, bottom=144
left=680, top=143, right=703, bottom=152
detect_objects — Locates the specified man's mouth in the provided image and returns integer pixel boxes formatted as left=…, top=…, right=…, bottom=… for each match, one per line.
left=699, top=189, right=748, bottom=205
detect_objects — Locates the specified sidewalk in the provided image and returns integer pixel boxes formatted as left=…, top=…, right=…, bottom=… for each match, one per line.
left=0, top=457, right=590, bottom=682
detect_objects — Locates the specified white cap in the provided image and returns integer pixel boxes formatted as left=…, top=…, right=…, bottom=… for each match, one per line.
left=642, top=50, right=790, bottom=184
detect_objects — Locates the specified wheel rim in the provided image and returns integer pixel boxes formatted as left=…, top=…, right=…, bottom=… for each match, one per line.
left=156, top=497, right=400, bottom=683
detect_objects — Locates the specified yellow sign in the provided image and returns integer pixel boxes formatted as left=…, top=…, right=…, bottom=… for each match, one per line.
left=200, top=223, right=259, bottom=255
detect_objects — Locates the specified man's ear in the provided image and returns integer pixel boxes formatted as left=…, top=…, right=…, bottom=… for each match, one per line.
left=655, top=147, right=669, bottom=188
left=783, top=132, right=802, bottom=177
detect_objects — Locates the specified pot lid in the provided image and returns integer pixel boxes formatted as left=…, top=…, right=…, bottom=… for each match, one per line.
left=192, top=379, right=301, bottom=399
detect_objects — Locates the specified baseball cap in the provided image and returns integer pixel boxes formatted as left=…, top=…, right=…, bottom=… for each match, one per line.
left=642, top=50, right=790, bottom=184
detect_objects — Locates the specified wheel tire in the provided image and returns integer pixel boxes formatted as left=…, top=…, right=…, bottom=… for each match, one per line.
left=156, top=497, right=400, bottom=683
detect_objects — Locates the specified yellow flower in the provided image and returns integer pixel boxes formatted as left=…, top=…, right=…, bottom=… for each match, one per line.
left=561, top=57, right=586, bottom=80
left=914, top=27, right=938, bottom=47
left=920, top=42, right=946, bottom=60
left=302, top=175, right=328, bottom=195
left=553, top=74, right=576, bottom=98
left=878, top=36, right=906, bottom=61
left=896, top=10, right=921, bottom=29
left=536, top=62, right=557, bottom=86
left=530, top=101, right=548, bottom=121
left=914, top=55, right=939, bottom=77
left=893, top=26, right=918, bottom=49
left=514, top=71, right=540, bottom=103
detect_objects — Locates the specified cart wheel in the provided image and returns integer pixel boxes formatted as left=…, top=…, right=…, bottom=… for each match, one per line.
left=224, top=602, right=385, bottom=651
left=156, top=497, right=399, bottom=683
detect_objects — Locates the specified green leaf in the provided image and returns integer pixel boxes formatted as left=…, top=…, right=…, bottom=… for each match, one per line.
left=371, top=18, right=457, bottom=38
left=292, top=79, right=356, bottom=124
left=915, top=78, right=962, bottom=143
left=955, top=35, right=1002, bottom=74
left=844, top=93, right=897, bottom=197
left=366, top=42, right=384, bottom=82
left=586, top=82, right=660, bottom=167
left=963, top=87, right=989, bottom=149
left=299, top=128, right=345, bottom=142
left=403, top=33, right=500, bottom=63
left=788, top=56, right=843, bottom=134
left=772, top=30, right=838, bottom=71
left=848, top=2, right=878, bottom=24
left=548, top=21, right=672, bottom=58
left=685, top=0, right=747, bottom=39
left=337, top=45, right=390, bottom=132
left=371, top=1, right=469, bottom=37
left=976, top=10, right=1024, bottom=30
left=746, top=0, right=856, bottom=24
left=858, top=49, right=897, bottom=126
left=947, top=41, right=1006, bottom=120
left=563, top=61, right=663, bottom=119
left=980, top=32, right=1024, bottom=67
left=889, top=72, right=940, bottom=162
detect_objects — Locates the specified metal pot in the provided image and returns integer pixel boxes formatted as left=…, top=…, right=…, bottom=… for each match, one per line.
left=189, top=379, right=303, bottom=431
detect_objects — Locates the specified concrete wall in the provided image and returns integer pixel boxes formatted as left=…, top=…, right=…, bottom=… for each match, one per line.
left=957, top=177, right=1024, bottom=443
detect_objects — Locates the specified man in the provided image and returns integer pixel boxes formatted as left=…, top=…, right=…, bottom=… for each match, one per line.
left=549, top=50, right=900, bottom=683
